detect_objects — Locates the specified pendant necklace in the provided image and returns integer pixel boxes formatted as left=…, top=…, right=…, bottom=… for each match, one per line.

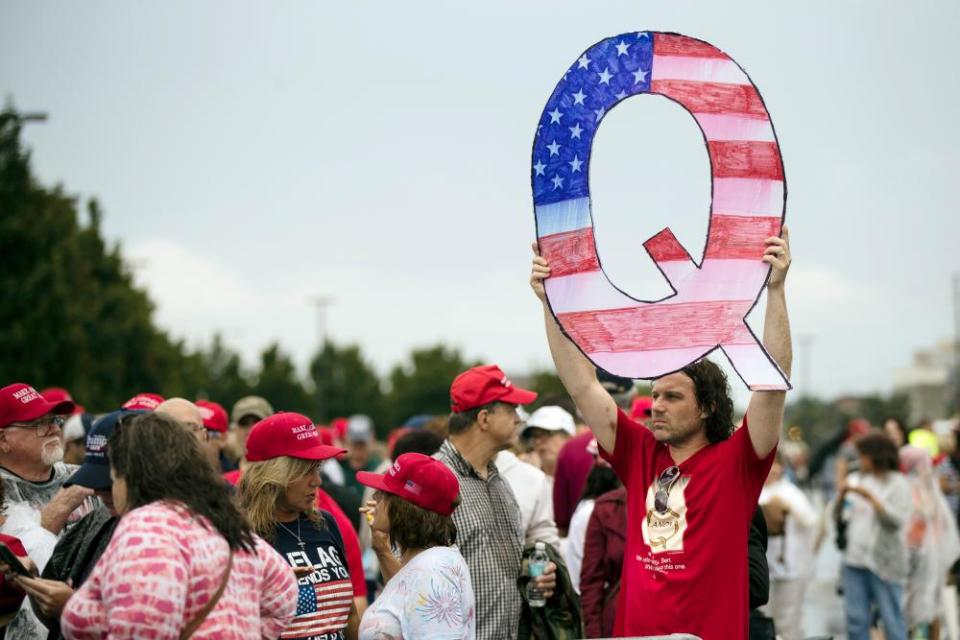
left=278, top=518, right=306, bottom=552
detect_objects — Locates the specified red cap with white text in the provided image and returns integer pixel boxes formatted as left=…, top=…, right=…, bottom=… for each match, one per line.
left=245, top=412, right=346, bottom=462
left=122, top=393, right=165, bottom=412
left=450, top=365, right=537, bottom=412
left=0, top=383, right=75, bottom=429
left=196, top=400, right=228, bottom=433
left=357, top=453, right=460, bottom=516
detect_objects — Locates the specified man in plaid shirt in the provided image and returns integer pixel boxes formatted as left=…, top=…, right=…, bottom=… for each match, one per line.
left=435, top=365, right=558, bottom=640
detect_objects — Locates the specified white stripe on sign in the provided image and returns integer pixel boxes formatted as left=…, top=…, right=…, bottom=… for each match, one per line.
left=535, top=197, right=591, bottom=237
left=652, top=54, right=749, bottom=85
left=694, top=113, right=776, bottom=142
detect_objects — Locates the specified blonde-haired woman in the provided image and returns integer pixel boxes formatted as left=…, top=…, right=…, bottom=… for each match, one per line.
left=238, top=412, right=359, bottom=640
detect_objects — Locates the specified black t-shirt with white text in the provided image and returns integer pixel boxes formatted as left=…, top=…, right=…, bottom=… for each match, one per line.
left=274, top=511, right=354, bottom=640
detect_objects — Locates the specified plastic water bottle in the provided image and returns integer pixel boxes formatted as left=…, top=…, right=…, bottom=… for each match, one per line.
left=526, top=542, right=549, bottom=608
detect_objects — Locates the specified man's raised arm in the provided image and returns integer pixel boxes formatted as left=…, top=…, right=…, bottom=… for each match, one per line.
left=530, top=243, right=618, bottom=453
left=746, top=227, right=793, bottom=458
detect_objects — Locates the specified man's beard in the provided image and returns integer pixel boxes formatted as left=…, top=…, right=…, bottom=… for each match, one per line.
left=40, top=438, right=65, bottom=466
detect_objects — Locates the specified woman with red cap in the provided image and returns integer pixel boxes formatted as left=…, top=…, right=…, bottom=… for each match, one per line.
left=356, top=452, right=475, bottom=639
left=237, top=412, right=360, bottom=640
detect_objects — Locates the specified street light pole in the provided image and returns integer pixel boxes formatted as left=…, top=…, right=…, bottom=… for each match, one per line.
left=16, top=112, right=48, bottom=123
left=310, top=296, right=334, bottom=423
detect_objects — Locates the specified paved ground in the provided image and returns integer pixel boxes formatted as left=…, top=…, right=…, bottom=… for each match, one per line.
left=803, top=539, right=846, bottom=639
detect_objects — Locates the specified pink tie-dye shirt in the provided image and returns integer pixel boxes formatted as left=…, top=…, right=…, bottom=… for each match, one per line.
left=61, top=502, right=298, bottom=639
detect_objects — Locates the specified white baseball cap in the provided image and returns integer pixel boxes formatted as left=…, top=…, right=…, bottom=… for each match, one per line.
left=522, top=405, right=576, bottom=437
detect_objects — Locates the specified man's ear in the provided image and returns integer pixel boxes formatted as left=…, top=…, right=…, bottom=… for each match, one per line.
left=0, top=432, right=11, bottom=454
left=475, top=408, right=490, bottom=432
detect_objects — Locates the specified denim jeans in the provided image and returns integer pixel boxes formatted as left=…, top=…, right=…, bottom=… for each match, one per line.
left=842, top=564, right=907, bottom=640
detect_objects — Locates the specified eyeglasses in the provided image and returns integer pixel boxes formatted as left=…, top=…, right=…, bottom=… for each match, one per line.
left=654, top=465, right=681, bottom=514
left=185, top=423, right=209, bottom=442
left=7, top=415, right=65, bottom=438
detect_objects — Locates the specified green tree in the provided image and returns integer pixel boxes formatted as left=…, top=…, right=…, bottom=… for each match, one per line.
left=527, top=371, right=567, bottom=399
left=250, top=343, right=311, bottom=416
left=384, top=345, right=477, bottom=432
left=0, top=108, right=201, bottom=411
left=309, top=340, right=385, bottom=429
left=194, top=333, right=253, bottom=410
left=784, top=396, right=849, bottom=448
left=856, top=393, right=910, bottom=428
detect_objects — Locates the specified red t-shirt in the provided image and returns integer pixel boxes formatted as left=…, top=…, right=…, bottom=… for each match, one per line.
left=600, top=409, right=774, bottom=640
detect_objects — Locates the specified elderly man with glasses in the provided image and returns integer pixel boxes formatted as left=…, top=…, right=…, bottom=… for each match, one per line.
left=0, top=383, right=94, bottom=542
left=0, top=383, right=96, bottom=640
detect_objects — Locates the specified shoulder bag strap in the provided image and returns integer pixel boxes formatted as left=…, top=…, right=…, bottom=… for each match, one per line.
left=180, top=549, right=234, bottom=640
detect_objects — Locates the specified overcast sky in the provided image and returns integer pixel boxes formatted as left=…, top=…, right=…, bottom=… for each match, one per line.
left=3, top=1, right=958, bottom=408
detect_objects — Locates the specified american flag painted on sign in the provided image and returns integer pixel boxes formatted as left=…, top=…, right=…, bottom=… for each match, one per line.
left=532, top=31, right=791, bottom=391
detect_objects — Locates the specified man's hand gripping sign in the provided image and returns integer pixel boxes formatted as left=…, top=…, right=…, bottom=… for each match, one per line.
left=530, top=31, right=791, bottom=390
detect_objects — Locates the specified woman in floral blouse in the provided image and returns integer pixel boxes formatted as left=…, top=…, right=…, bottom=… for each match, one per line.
left=357, top=452, right=474, bottom=640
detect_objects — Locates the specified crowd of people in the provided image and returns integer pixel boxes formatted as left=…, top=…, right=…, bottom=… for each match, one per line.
left=0, top=370, right=562, bottom=640
left=0, top=231, right=956, bottom=640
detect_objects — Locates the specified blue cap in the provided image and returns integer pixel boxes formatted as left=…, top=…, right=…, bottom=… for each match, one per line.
left=64, top=409, right=144, bottom=490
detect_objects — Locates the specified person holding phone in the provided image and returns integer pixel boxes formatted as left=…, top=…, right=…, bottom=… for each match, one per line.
left=0, top=490, right=31, bottom=632
left=8, top=409, right=140, bottom=640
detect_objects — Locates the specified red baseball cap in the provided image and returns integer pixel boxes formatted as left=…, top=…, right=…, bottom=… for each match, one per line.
left=330, top=417, right=349, bottom=441
left=357, top=453, right=460, bottom=516
left=0, top=383, right=75, bottom=429
left=196, top=400, right=228, bottom=433
left=631, top=396, right=653, bottom=420
left=450, top=365, right=537, bottom=412
left=122, top=393, right=165, bottom=411
left=315, top=426, right=336, bottom=447
left=245, top=412, right=347, bottom=462
left=40, top=388, right=84, bottom=415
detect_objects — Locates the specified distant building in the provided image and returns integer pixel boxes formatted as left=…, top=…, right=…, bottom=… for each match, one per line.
left=893, top=340, right=956, bottom=424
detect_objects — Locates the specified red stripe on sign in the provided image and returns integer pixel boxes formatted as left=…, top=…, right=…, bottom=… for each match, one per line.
left=644, top=228, right=692, bottom=263
left=654, top=34, right=726, bottom=59
left=708, top=141, right=783, bottom=181
left=558, top=300, right=754, bottom=352
left=651, top=80, right=767, bottom=119
left=540, top=228, right=600, bottom=277
left=704, top=215, right=782, bottom=260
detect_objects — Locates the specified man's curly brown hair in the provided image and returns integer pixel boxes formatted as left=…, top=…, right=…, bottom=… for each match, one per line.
left=678, top=359, right=735, bottom=444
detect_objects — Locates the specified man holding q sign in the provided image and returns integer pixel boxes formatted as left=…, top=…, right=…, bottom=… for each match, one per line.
left=529, top=228, right=792, bottom=640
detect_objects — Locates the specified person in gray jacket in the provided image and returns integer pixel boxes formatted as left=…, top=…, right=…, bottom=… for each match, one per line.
left=835, top=431, right=911, bottom=640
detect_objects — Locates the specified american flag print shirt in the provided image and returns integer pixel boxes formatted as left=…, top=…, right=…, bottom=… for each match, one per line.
left=274, top=512, right=354, bottom=640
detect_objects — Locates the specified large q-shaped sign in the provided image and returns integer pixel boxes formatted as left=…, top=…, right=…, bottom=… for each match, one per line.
left=532, top=31, right=790, bottom=391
